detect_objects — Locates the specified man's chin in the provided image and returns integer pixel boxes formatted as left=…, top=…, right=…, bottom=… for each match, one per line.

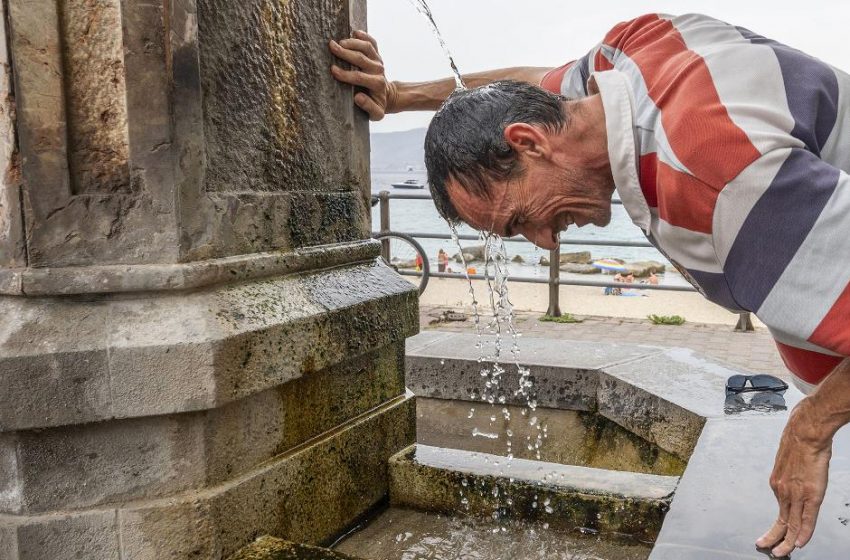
left=591, top=209, right=613, bottom=227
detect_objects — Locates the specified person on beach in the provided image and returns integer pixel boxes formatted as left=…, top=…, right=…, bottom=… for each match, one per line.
left=437, top=248, right=449, bottom=272
left=329, top=13, right=850, bottom=556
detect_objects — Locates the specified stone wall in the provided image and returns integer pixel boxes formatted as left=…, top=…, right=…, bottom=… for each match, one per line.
left=0, top=1, right=417, bottom=558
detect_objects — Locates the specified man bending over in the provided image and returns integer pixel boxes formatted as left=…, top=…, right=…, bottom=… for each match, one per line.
left=330, top=13, right=850, bottom=556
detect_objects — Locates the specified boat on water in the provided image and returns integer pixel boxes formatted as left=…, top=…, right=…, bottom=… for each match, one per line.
left=391, top=179, right=426, bottom=190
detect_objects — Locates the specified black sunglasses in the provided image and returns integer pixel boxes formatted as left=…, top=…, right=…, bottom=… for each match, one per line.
left=725, top=374, right=788, bottom=395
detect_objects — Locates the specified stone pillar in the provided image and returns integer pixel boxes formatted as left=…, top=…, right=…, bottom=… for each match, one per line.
left=0, top=1, right=417, bottom=558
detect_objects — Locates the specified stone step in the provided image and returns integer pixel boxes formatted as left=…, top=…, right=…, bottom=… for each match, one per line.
left=229, top=536, right=364, bottom=560
left=389, top=444, right=678, bottom=542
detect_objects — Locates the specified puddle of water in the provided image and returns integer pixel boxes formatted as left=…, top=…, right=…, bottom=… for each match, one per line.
left=334, top=507, right=651, bottom=560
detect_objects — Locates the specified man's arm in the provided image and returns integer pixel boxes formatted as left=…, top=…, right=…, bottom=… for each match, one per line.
left=757, top=357, right=850, bottom=556
left=329, top=30, right=551, bottom=120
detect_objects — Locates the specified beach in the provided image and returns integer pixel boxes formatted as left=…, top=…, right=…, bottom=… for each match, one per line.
left=411, top=276, right=765, bottom=328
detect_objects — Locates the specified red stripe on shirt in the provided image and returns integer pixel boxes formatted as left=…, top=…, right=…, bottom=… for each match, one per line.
left=775, top=341, right=843, bottom=385
left=541, top=62, right=574, bottom=93
left=809, top=280, right=850, bottom=355
left=639, top=153, right=659, bottom=207
left=604, top=14, right=761, bottom=189
left=656, top=161, right=716, bottom=233
left=595, top=49, right=614, bottom=71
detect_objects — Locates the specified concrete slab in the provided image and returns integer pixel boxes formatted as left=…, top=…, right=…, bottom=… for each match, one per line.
left=649, top=418, right=850, bottom=560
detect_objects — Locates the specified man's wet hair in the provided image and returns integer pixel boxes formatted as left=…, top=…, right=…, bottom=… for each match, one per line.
left=424, top=80, right=569, bottom=224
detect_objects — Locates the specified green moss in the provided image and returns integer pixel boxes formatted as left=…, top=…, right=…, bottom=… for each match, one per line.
left=647, top=314, right=685, bottom=326
left=539, top=313, right=583, bottom=324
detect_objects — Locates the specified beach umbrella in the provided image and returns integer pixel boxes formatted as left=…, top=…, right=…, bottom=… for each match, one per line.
left=592, top=259, right=628, bottom=273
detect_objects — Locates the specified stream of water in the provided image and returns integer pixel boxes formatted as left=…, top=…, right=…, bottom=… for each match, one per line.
left=406, top=0, right=466, bottom=89
left=407, top=0, right=548, bottom=519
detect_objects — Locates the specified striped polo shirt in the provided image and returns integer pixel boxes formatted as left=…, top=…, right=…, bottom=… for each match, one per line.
left=541, top=13, right=850, bottom=392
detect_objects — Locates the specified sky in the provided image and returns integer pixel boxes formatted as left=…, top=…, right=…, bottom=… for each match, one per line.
left=366, top=0, right=849, bottom=133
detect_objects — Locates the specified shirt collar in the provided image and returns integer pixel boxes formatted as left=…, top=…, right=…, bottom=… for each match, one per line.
left=589, top=70, right=651, bottom=234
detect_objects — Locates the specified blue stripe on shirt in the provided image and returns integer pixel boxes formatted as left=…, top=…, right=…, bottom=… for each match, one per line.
left=724, top=148, right=840, bottom=311
left=736, top=26, right=840, bottom=156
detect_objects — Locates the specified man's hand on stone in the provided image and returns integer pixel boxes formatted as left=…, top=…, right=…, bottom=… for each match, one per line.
left=756, top=397, right=832, bottom=557
left=329, top=30, right=396, bottom=121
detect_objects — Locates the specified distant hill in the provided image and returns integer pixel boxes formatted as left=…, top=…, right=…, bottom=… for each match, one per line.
left=370, top=127, right=426, bottom=172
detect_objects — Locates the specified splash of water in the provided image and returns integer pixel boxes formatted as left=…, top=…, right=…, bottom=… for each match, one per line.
left=406, top=0, right=466, bottom=89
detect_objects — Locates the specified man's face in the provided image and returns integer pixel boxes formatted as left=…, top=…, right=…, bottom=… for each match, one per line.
left=446, top=159, right=614, bottom=250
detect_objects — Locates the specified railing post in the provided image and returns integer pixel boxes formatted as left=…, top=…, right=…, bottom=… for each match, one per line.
left=379, top=190, right=390, bottom=261
left=547, top=244, right=562, bottom=317
left=735, top=312, right=755, bottom=332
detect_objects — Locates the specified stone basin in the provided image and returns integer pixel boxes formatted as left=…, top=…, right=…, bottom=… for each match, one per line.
left=233, top=331, right=850, bottom=560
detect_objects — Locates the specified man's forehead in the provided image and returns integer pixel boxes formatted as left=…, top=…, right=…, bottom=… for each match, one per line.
left=445, top=177, right=511, bottom=231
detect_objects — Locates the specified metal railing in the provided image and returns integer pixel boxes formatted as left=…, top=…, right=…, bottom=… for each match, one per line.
left=375, top=190, right=754, bottom=331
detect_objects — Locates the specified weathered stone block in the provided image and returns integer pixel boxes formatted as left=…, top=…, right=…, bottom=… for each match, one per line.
left=0, top=349, right=113, bottom=432
left=597, top=371, right=705, bottom=461
left=203, top=341, right=406, bottom=485
left=5, top=509, right=121, bottom=560
left=10, top=414, right=206, bottom=514
left=209, top=396, right=415, bottom=556
left=119, top=500, right=219, bottom=560
left=0, top=436, right=20, bottom=514
left=0, top=261, right=417, bottom=432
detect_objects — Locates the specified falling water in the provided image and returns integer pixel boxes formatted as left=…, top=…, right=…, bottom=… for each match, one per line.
left=411, top=0, right=546, bottom=520
left=406, top=0, right=466, bottom=89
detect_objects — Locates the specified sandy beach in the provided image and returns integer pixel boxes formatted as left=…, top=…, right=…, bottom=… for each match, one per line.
left=413, top=276, right=765, bottom=328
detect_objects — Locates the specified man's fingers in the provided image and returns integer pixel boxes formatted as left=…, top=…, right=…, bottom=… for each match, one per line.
left=772, top=500, right=803, bottom=557
left=329, top=41, right=384, bottom=74
left=338, top=38, right=381, bottom=62
left=354, top=93, right=385, bottom=121
left=331, top=65, right=384, bottom=90
left=796, top=499, right=822, bottom=548
left=353, top=29, right=378, bottom=49
left=756, top=518, right=788, bottom=549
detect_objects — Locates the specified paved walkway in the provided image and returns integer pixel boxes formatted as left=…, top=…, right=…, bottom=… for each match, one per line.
left=420, top=304, right=790, bottom=380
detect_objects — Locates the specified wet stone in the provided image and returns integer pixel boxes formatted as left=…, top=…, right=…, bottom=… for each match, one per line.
left=389, top=444, right=675, bottom=542
left=416, top=398, right=686, bottom=476
left=230, top=536, right=363, bottom=560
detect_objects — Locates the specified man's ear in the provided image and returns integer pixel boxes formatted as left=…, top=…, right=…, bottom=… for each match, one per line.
left=504, top=123, right=549, bottom=159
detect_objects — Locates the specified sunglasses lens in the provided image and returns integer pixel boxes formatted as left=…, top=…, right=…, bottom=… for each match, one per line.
left=726, top=375, right=747, bottom=392
left=750, top=374, right=788, bottom=392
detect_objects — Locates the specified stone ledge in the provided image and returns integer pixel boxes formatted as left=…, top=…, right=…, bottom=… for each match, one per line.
left=389, top=444, right=674, bottom=541
left=0, top=395, right=416, bottom=560
left=0, top=240, right=380, bottom=296
left=405, top=332, right=662, bottom=412
left=0, top=260, right=417, bottom=431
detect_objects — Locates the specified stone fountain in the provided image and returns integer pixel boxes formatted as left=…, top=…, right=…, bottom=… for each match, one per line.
left=0, top=1, right=418, bottom=558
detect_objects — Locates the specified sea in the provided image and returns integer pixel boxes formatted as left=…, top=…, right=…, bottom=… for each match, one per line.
left=370, top=171, right=690, bottom=287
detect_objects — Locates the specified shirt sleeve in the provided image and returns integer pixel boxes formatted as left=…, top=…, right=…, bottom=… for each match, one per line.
left=540, top=42, right=610, bottom=97
left=712, top=147, right=850, bottom=384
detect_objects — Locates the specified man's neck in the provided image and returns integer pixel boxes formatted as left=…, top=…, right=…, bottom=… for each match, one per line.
left=568, top=95, right=610, bottom=170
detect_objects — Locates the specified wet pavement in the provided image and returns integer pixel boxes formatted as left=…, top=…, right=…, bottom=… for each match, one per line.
left=334, top=507, right=652, bottom=560
left=650, top=418, right=850, bottom=560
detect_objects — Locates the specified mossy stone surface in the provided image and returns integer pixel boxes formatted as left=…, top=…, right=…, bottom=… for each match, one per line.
left=229, top=536, right=363, bottom=560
